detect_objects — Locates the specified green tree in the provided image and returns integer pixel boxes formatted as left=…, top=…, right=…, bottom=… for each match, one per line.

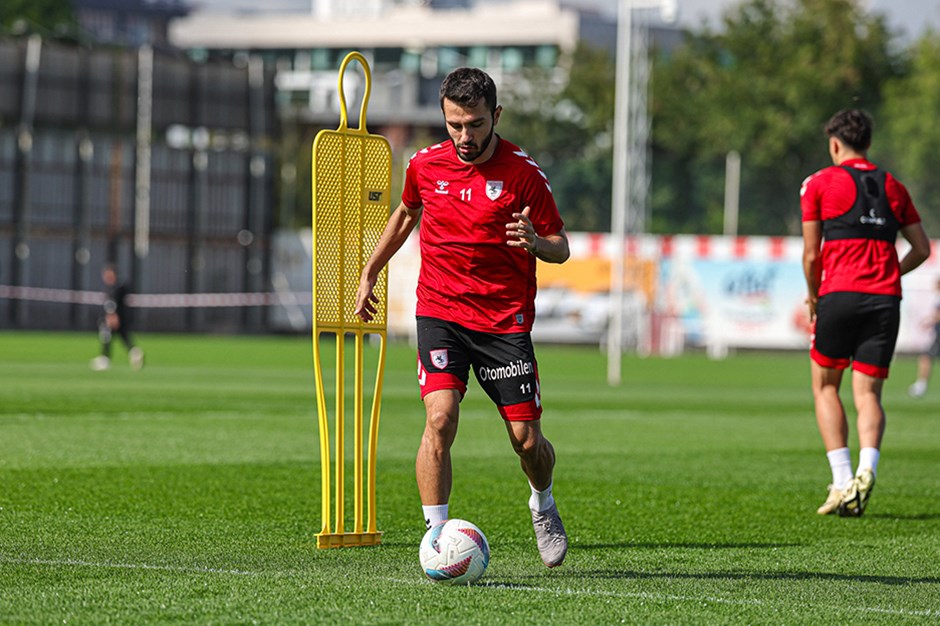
left=651, top=0, right=902, bottom=235
left=881, top=31, right=940, bottom=233
left=0, top=0, right=75, bottom=36
left=499, top=43, right=617, bottom=232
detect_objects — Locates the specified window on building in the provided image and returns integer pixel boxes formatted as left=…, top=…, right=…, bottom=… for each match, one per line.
left=78, top=9, right=116, bottom=42
left=124, top=15, right=154, bottom=46
left=374, top=48, right=402, bottom=71
left=437, top=47, right=463, bottom=74
left=310, top=49, right=331, bottom=70
left=468, top=46, right=488, bottom=68
left=501, top=47, right=523, bottom=71
left=294, top=50, right=311, bottom=71
left=536, top=45, right=557, bottom=68
left=400, top=50, right=421, bottom=74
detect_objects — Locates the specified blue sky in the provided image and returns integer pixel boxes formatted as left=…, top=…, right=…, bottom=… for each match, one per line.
left=677, top=0, right=939, bottom=40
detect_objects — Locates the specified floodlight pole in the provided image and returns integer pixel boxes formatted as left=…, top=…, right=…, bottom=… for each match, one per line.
left=607, top=0, right=676, bottom=386
left=723, top=150, right=741, bottom=236
left=608, top=0, right=632, bottom=386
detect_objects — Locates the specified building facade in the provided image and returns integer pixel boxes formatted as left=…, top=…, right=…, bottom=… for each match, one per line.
left=71, top=0, right=190, bottom=48
left=170, top=0, right=586, bottom=128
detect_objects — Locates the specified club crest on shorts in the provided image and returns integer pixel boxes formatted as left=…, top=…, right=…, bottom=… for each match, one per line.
left=430, top=349, right=449, bottom=370
left=485, top=180, right=503, bottom=200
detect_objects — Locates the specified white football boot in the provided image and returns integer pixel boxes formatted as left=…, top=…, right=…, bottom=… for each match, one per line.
left=839, top=469, right=875, bottom=517
left=816, top=484, right=844, bottom=515
left=531, top=503, right=568, bottom=567
left=129, top=347, right=145, bottom=371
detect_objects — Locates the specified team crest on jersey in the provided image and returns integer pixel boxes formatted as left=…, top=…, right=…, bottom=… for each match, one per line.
left=515, top=313, right=524, bottom=324
left=430, top=349, right=449, bottom=370
left=485, top=180, right=503, bottom=200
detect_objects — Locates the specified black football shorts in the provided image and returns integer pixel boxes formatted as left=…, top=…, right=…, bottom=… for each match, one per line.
left=416, top=316, right=542, bottom=420
left=811, top=292, right=900, bottom=378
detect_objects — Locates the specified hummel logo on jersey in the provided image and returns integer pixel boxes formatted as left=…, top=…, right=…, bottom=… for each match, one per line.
left=512, top=149, right=553, bottom=193
left=435, top=180, right=450, bottom=195
left=430, top=349, right=449, bottom=369
left=417, top=361, right=427, bottom=386
left=486, top=180, right=503, bottom=200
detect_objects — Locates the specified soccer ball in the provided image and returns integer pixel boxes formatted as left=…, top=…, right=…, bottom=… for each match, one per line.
left=419, top=519, right=490, bottom=585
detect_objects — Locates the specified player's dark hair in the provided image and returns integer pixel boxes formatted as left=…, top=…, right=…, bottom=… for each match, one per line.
left=439, top=67, right=498, bottom=114
left=825, top=108, right=873, bottom=152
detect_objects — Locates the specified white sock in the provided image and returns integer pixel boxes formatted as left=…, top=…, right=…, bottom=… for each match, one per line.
left=858, top=447, right=880, bottom=477
left=422, top=504, right=448, bottom=530
left=528, top=481, right=555, bottom=513
left=826, top=447, right=853, bottom=489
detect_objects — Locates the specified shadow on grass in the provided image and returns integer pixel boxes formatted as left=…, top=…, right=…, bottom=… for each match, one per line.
left=479, top=571, right=940, bottom=589
left=866, top=512, right=940, bottom=521
left=574, top=542, right=800, bottom=550
left=564, top=569, right=940, bottom=586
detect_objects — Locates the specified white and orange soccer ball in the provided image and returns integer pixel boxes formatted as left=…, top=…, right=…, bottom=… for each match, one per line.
left=419, top=519, right=490, bottom=585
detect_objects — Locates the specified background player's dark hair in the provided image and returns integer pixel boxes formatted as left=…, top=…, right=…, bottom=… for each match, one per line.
left=439, top=67, right=498, bottom=114
left=825, top=108, right=873, bottom=152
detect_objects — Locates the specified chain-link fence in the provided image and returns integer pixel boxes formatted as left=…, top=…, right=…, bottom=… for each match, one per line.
left=0, top=35, right=280, bottom=333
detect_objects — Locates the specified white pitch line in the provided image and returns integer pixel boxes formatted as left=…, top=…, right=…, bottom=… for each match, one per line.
left=381, top=577, right=940, bottom=619
left=2, top=557, right=936, bottom=619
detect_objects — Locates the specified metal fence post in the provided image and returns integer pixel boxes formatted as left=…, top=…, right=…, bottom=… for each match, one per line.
left=9, top=34, right=41, bottom=327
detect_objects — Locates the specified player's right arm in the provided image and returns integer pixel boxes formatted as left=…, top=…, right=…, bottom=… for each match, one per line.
left=354, top=201, right=423, bottom=321
left=801, top=220, right=822, bottom=322
left=799, top=171, right=825, bottom=322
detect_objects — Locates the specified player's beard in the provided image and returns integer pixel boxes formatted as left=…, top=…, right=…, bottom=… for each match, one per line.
left=455, top=124, right=495, bottom=163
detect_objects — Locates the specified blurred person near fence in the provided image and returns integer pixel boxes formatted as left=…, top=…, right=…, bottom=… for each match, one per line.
left=90, top=264, right=144, bottom=371
left=908, top=277, right=940, bottom=398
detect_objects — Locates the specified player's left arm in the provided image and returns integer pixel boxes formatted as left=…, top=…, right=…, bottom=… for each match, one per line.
left=899, top=221, right=930, bottom=276
left=506, top=206, right=570, bottom=263
left=890, top=177, right=931, bottom=276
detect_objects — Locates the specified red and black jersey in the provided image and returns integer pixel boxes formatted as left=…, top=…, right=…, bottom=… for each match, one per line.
left=800, top=158, right=921, bottom=297
left=402, top=137, right=564, bottom=333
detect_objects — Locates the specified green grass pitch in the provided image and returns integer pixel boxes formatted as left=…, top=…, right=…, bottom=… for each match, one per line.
left=1, top=331, right=938, bottom=623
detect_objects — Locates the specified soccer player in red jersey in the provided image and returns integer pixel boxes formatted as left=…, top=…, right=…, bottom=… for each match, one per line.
left=355, top=67, right=570, bottom=567
left=801, top=109, right=930, bottom=517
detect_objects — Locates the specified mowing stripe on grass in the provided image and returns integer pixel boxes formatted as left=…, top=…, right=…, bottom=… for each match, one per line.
left=378, top=577, right=940, bottom=619
left=4, top=556, right=936, bottom=619
left=0, top=555, right=258, bottom=577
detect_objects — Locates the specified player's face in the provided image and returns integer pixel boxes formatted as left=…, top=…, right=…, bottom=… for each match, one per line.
left=442, top=98, right=501, bottom=164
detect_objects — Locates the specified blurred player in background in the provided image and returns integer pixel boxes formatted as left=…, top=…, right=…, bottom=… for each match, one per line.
left=801, top=108, right=930, bottom=517
left=354, top=67, right=570, bottom=567
left=908, top=277, right=940, bottom=398
left=90, top=264, right=144, bottom=372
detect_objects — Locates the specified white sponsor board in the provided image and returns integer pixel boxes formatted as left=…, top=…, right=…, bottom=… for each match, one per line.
left=275, top=229, right=940, bottom=354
